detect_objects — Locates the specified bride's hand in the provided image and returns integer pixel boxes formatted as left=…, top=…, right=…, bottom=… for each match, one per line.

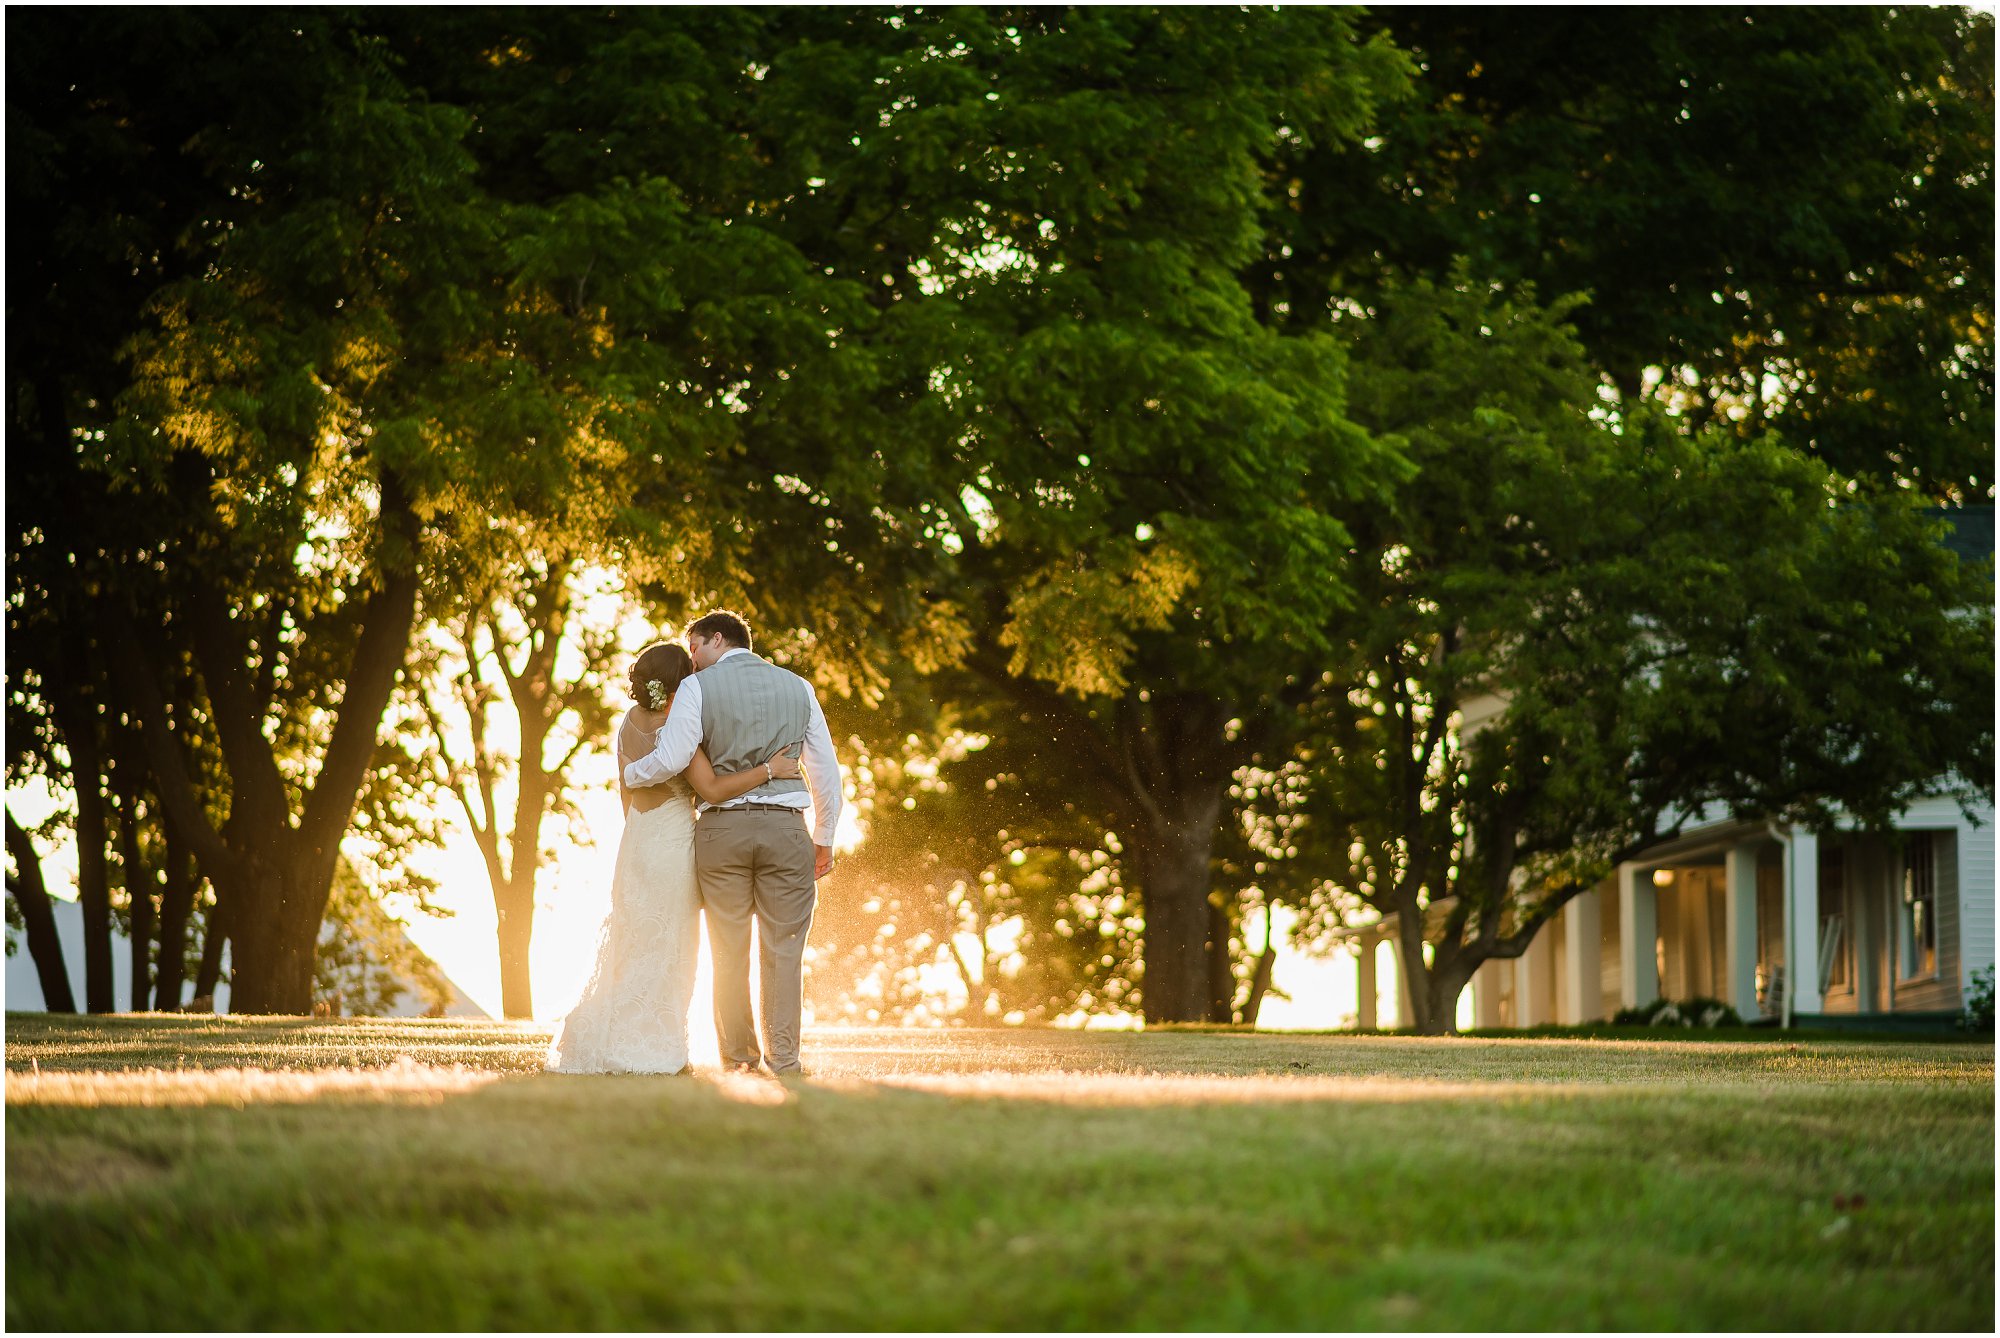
left=764, top=749, right=803, bottom=781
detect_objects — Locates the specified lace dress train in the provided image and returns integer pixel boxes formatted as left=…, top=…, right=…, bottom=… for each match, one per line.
left=545, top=765, right=701, bottom=1075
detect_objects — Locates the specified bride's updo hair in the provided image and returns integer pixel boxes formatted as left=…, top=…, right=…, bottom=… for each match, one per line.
left=628, top=642, right=693, bottom=709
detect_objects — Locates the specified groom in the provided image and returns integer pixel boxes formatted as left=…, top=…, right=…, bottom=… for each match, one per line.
left=622, top=610, right=841, bottom=1075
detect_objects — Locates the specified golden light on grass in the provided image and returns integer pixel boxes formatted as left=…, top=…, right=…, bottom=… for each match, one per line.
left=8, top=1019, right=1984, bottom=1120
left=708, top=1067, right=795, bottom=1105
left=6, top=1057, right=504, bottom=1108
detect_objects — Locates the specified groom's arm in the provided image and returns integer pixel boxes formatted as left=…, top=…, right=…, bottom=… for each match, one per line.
left=799, top=687, right=842, bottom=855
left=623, top=677, right=703, bottom=788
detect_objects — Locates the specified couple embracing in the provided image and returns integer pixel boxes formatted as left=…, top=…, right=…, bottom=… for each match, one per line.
left=545, top=610, right=840, bottom=1078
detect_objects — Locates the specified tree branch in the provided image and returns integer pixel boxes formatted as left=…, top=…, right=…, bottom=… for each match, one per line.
left=296, top=469, right=422, bottom=873
left=419, top=687, right=490, bottom=844
left=1113, top=710, right=1171, bottom=832
left=185, top=580, right=289, bottom=819
left=549, top=729, right=594, bottom=784
left=457, top=632, right=507, bottom=858
left=249, top=592, right=291, bottom=723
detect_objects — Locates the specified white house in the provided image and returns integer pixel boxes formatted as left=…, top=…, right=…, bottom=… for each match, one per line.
left=1464, top=796, right=1992, bottom=1028
left=1354, top=505, right=1994, bottom=1031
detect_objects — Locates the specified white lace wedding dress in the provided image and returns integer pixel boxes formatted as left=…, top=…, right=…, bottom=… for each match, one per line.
left=545, top=711, right=701, bottom=1075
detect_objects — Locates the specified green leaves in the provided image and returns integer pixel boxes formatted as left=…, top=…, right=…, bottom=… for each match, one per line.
left=1279, top=7, right=1994, bottom=495
left=999, top=541, right=1198, bottom=697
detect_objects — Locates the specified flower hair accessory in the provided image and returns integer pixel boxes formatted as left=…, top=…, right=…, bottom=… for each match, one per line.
left=646, top=679, right=669, bottom=710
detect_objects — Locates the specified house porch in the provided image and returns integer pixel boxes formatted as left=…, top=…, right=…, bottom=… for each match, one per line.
left=1470, top=818, right=1974, bottom=1027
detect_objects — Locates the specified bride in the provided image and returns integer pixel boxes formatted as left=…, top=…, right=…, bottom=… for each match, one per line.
left=545, top=641, right=801, bottom=1075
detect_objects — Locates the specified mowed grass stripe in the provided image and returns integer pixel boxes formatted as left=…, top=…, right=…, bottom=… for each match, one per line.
left=6, top=1017, right=1992, bottom=1330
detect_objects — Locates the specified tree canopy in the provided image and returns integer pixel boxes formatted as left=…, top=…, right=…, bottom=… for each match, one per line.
left=1261, top=6, right=1994, bottom=495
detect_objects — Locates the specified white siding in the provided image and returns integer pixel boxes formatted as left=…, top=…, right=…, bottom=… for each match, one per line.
left=1896, top=796, right=1993, bottom=993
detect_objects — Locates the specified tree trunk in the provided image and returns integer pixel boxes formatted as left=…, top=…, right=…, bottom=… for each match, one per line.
left=74, top=768, right=116, bottom=1013
left=1239, top=935, right=1278, bottom=1027
left=496, top=884, right=535, bottom=1019
left=1399, top=934, right=1475, bottom=1037
left=222, top=854, right=323, bottom=1015
left=127, top=470, right=422, bottom=1016
left=192, top=892, right=229, bottom=1005
left=1136, top=813, right=1226, bottom=1023
left=496, top=727, right=550, bottom=1020
left=116, top=792, right=154, bottom=1011
left=1205, top=896, right=1235, bottom=1021
left=1386, top=901, right=1434, bottom=1034
left=52, top=680, right=116, bottom=1013
left=221, top=480, right=420, bottom=1014
left=489, top=602, right=567, bottom=1021
left=5, top=810, right=77, bottom=1012
left=154, top=829, right=196, bottom=1011
left=1116, top=690, right=1237, bottom=1026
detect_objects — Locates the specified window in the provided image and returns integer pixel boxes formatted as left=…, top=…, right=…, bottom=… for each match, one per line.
left=1900, top=834, right=1937, bottom=980
left=1818, top=847, right=1849, bottom=992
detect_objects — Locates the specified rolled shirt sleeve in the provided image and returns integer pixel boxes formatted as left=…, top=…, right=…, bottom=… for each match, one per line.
left=623, top=676, right=704, bottom=789
left=800, top=689, right=843, bottom=848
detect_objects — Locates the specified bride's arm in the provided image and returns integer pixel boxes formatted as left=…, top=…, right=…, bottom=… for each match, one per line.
left=683, top=746, right=802, bottom=804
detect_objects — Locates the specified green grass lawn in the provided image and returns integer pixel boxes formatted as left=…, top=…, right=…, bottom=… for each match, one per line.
left=6, top=1015, right=1992, bottom=1331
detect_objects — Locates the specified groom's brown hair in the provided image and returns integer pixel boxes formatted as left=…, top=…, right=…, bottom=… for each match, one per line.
left=687, top=609, right=752, bottom=650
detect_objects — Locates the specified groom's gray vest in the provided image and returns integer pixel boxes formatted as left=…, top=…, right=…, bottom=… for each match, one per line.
left=698, top=652, right=811, bottom=801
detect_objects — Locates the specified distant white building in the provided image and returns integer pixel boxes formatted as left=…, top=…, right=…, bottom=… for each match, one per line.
left=1466, top=796, right=1992, bottom=1028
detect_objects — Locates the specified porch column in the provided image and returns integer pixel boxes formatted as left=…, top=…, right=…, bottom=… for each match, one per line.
left=1473, top=959, right=1504, bottom=1029
left=1515, top=927, right=1551, bottom=1026
left=1562, top=890, right=1604, bottom=1024
left=1881, top=848, right=1899, bottom=1013
left=1355, top=935, right=1378, bottom=1031
left=1618, top=862, right=1660, bottom=1008
left=1724, top=842, right=1763, bottom=1019
left=1851, top=870, right=1878, bottom=1014
left=1787, top=830, right=1824, bottom=1015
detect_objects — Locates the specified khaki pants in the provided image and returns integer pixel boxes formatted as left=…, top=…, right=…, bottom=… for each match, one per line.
left=694, top=806, right=817, bottom=1072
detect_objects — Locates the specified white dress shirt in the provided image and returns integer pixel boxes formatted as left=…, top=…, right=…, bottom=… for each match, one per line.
left=621, top=647, right=843, bottom=846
